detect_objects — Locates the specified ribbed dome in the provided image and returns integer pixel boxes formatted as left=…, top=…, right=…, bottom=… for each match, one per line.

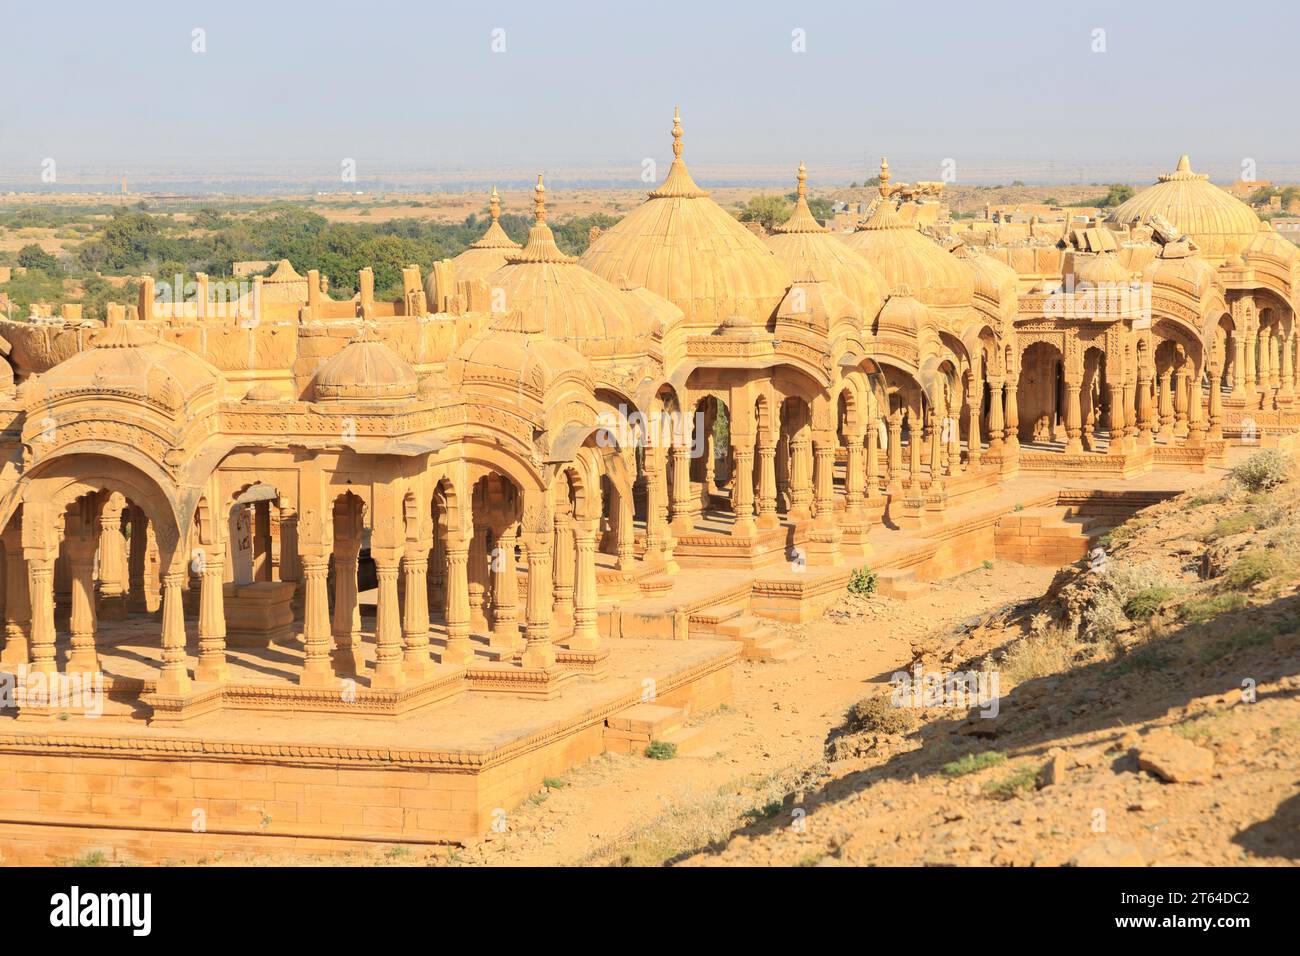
left=875, top=287, right=929, bottom=335
left=442, top=186, right=521, bottom=290
left=1071, top=251, right=1131, bottom=287
left=32, top=323, right=219, bottom=413
left=487, top=175, right=676, bottom=356
left=841, top=162, right=973, bottom=311
left=1107, top=155, right=1261, bottom=259
left=951, top=243, right=1019, bottom=304
left=313, top=327, right=418, bottom=402
left=451, top=309, right=594, bottom=402
left=1245, top=221, right=1300, bottom=264
left=766, top=163, right=886, bottom=320
left=579, top=108, right=791, bottom=331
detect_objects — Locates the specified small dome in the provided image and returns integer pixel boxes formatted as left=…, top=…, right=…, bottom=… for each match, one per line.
left=1071, top=251, right=1131, bottom=287
left=484, top=175, right=676, bottom=357
left=841, top=160, right=974, bottom=311
left=1107, top=155, right=1261, bottom=259
left=434, top=186, right=521, bottom=297
left=766, top=163, right=886, bottom=320
left=243, top=382, right=284, bottom=402
left=450, top=309, right=593, bottom=402
left=313, top=327, right=418, bottom=402
left=580, top=108, right=791, bottom=331
left=1245, top=221, right=1300, bottom=264
left=32, top=322, right=219, bottom=414
left=875, top=287, right=929, bottom=334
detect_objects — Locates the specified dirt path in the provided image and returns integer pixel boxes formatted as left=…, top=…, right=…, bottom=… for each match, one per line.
left=361, top=562, right=1058, bottom=867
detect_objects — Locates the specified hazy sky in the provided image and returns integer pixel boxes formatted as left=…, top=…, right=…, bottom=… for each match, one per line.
left=3, top=0, right=1298, bottom=187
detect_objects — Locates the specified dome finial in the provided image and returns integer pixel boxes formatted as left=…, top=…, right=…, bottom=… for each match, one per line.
left=672, top=106, right=684, bottom=160
left=796, top=161, right=807, bottom=200
left=489, top=185, right=501, bottom=222
left=534, top=173, right=546, bottom=224
left=1176, top=154, right=1191, bottom=173
left=878, top=157, right=891, bottom=199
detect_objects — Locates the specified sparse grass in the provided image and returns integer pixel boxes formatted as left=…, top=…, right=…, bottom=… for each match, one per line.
left=1203, top=512, right=1261, bottom=542
left=982, top=559, right=995, bottom=570
left=847, top=566, right=877, bottom=596
left=1123, top=585, right=1179, bottom=621
left=645, top=741, right=678, bottom=760
left=844, top=695, right=918, bottom=736
left=75, top=850, right=109, bottom=867
left=587, top=767, right=807, bottom=866
left=983, top=764, right=1038, bottom=800
left=384, top=845, right=411, bottom=860
left=1000, top=625, right=1076, bottom=682
left=542, top=776, right=568, bottom=789
left=1180, top=591, right=1250, bottom=624
left=527, top=790, right=550, bottom=806
left=1220, top=550, right=1289, bottom=592
left=941, top=750, right=1006, bottom=777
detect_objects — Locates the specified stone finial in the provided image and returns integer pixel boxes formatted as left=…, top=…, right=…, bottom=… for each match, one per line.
left=534, top=173, right=547, bottom=224
left=879, top=157, right=891, bottom=198
left=796, top=161, right=807, bottom=200
left=672, top=106, right=684, bottom=160
left=489, top=185, right=501, bottom=222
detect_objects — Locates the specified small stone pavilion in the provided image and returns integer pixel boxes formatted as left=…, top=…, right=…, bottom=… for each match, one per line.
left=0, top=112, right=1294, bottom=856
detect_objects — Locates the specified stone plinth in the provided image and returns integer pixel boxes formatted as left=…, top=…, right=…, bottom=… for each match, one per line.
left=223, top=581, right=296, bottom=646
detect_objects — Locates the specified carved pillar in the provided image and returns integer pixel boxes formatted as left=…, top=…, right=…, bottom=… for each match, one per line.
left=331, top=537, right=363, bottom=676
left=1207, top=362, right=1224, bottom=442
left=1136, top=366, right=1154, bottom=445
left=887, top=411, right=904, bottom=496
left=945, top=402, right=961, bottom=477
left=196, top=544, right=229, bottom=682
left=570, top=520, right=599, bottom=651
left=642, top=450, right=665, bottom=562
left=926, top=410, right=945, bottom=493
left=299, top=554, right=334, bottom=686
left=1187, top=365, right=1207, bottom=446
left=489, top=526, right=520, bottom=655
left=279, top=506, right=301, bottom=612
left=401, top=552, right=432, bottom=679
left=468, top=525, right=489, bottom=629
left=987, top=381, right=1005, bottom=453
left=371, top=555, right=404, bottom=689
left=26, top=554, right=56, bottom=676
left=1108, top=380, right=1128, bottom=454
left=615, top=493, right=635, bottom=571
left=843, top=438, right=865, bottom=518
left=731, top=443, right=757, bottom=537
left=427, top=532, right=446, bottom=623
left=1003, top=378, right=1020, bottom=452
left=1173, top=366, right=1190, bottom=437
left=1063, top=380, right=1083, bottom=454
left=97, top=500, right=128, bottom=620
left=775, top=432, right=791, bottom=511
left=522, top=533, right=554, bottom=669
left=127, top=506, right=148, bottom=613
left=66, top=535, right=98, bottom=674
left=1157, top=369, right=1174, bottom=441
left=756, top=439, right=778, bottom=528
left=442, top=535, right=475, bottom=666
left=1, top=531, right=30, bottom=667
left=812, top=438, right=837, bottom=522
left=157, top=569, right=191, bottom=697
left=1231, top=333, right=1246, bottom=398
left=668, top=440, right=692, bottom=532
left=906, top=411, right=922, bottom=495
left=965, top=401, right=982, bottom=469
left=552, top=509, right=575, bottom=625
left=788, top=434, right=813, bottom=518
left=865, top=417, right=882, bottom=499
left=1280, top=332, right=1295, bottom=403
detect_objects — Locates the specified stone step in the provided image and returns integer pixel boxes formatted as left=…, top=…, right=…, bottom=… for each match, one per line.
left=603, top=702, right=689, bottom=755
left=691, top=602, right=746, bottom=629
left=657, top=721, right=721, bottom=757
left=745, top=634, right=806, bottom=662
left=874, top=568, right=931, bottom=601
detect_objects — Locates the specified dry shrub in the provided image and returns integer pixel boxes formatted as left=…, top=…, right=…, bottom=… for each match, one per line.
left=1001, top=625, right=1077, bottom=683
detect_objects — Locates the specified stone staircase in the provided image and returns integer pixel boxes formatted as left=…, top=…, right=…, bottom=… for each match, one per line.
left=994, top=504, right=1109, bottom=565
left=689, top=601, right=804, bottom=662
left=603, top=702, right=719, bottom=757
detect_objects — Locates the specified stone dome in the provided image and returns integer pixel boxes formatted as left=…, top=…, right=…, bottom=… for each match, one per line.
left=841, top=163, right=974, bottom=312
left=29, top=322, right=219, bottom=413
left=765, top=163, right=886, bottom=320
left=485, top=175, right=677, bottom=357
left=579, top=108, right=791, bottom=331
left=313, top=327, right=418, bottom=402
left=1071, top=251, right=1131, bottom=287
left=875, top=287, right=929, bottom=335
left=430, top=187, right=521, bottom=299
left=1107, top=155, right=1261, bottom=259
left=1245, top=221, right=1300, bottom=264
left=450, top=309, right=594, bottom=403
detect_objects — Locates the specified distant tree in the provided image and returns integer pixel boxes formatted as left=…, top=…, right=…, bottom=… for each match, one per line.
left=807, top=197, right=835, bottom=221
left=17, top=243, right=60, bottom=273
left=736, top=194, right=792, bottom=230
left=1011, top=180, right=1026, bottom=187
left=1101, top=183, right=1134, bottom=206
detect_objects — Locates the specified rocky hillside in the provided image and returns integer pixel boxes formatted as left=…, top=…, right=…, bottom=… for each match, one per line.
left=680, top=450, right=1300, bottom=867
